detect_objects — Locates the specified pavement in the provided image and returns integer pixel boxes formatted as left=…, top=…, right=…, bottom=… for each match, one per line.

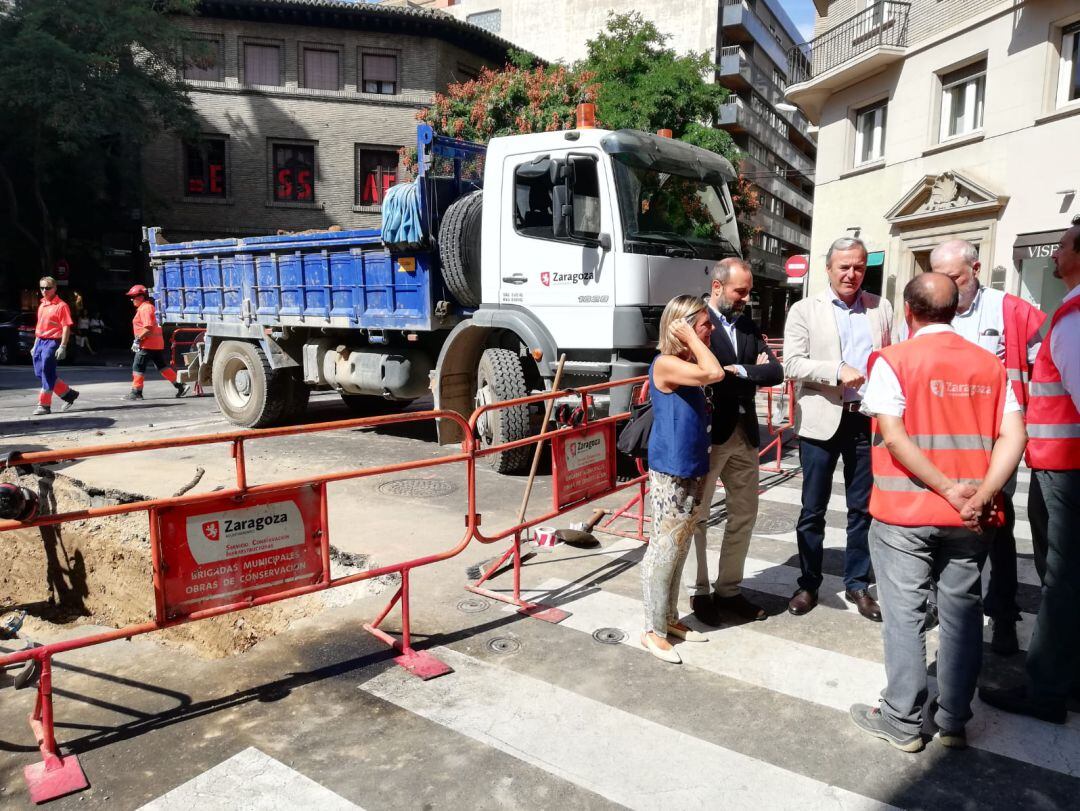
left=0, top=361, right=1077, bottom=810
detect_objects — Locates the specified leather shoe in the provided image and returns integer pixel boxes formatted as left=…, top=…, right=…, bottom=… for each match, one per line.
left=691, top=594, right=722, bottom=626
left=715, top=592, right=766, bottom=621
left=788, top=588, right=818, bottom=616
left=845, top=588, right=882, bottom=622
left=979, top=685, right=1066, bottom=724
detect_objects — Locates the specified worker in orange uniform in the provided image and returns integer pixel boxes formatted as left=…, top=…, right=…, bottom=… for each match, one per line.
left=31, top=276, right=80, bottom=416
left=123, top=285, right=187, bottom=401
left=849, top=272, right=1027, bottom=752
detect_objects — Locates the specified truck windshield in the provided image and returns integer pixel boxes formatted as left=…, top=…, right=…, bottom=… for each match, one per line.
left=611, top=155, right=737, bottom=260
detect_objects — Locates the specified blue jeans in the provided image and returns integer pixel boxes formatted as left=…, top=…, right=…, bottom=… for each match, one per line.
left=796, top=410, right=872, bottom=592
left=870, top=519, right=986, bottom=735
left=1026, top=469, right=1080, bottom=707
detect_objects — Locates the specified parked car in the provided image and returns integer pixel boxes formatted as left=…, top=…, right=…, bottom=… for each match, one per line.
left=0, top=310, right=36, bottom=364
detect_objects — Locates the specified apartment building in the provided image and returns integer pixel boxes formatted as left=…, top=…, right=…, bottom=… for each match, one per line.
left=141, top=0, right=514, bottom=241
left=787, top=0, right=1080, bottom=317
left=436, top=0, right=816, bottom=334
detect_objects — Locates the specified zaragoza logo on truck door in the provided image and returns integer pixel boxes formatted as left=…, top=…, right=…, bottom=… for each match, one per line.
left=540, top=270, right=596, bottom=287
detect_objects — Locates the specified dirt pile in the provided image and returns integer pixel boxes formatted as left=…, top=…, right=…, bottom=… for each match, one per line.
left=0, top=467, right=390, bottom=658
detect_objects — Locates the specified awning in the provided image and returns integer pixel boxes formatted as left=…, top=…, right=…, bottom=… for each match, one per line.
left=1013, top=229, right=1064, bottom=265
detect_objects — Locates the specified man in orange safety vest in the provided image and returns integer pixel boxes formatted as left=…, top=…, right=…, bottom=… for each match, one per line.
left=123, top=285, right=188, bottom=401
left=849, top=272, right=1027, bottom=753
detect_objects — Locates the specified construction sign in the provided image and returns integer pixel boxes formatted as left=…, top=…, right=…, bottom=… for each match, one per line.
left=152, top=485, right=327, bottom=620
left=550, top=423, right=617, bottom=512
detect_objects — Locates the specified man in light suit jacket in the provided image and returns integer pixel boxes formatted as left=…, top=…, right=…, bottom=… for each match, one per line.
left=783, top=237, right=894, bottom=621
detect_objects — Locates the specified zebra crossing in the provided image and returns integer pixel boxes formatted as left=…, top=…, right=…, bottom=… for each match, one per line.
left=137, top=466, right=1076, bottom=810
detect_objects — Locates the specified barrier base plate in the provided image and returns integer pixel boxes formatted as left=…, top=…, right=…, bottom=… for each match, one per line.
left=518, top=603, right=570, bottom=624
left=395, top=650, right=453, bottom=680
left=24, top=756, right=89, bottom=804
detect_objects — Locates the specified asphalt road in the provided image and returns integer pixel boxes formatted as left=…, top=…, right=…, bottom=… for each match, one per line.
left=1, top=360, right=1077, bottom=810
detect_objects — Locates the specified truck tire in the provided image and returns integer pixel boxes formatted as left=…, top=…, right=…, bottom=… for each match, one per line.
left=474, top=347, right=530, bottom=474
left=438, top=189, right=483, bottom=307
left=282, top=371, right=311, bottom=423
left=211, top=340, right=290, bottom=428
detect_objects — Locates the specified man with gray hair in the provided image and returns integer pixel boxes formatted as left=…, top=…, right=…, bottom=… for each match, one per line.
left=783, top=237, right=894, bottom=621
left=687, top=257, right=783, bottom=626
left=898, top=239, right=1045, bottom=654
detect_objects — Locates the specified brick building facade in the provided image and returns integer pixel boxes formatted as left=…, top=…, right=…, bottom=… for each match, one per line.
left=142, top=0, right=517, bottom=242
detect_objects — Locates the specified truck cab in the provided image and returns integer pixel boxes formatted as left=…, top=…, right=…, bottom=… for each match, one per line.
left=434, top=125, right=741, bottom=466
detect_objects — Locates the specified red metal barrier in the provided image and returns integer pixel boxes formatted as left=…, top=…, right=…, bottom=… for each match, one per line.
left=1, top=409, right=476, bottom=802
left=465, top=377, right=648, bottom=620
left=168, top=327, right=206, bottom=396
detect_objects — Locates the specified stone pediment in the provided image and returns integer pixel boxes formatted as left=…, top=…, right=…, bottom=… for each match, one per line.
left=885, top=171, right=1008, bottom=228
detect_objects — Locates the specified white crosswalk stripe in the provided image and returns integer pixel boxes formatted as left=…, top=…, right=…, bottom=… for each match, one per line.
left=515, top=576, right=1080, bottom=779
left=361, top=646, right=897, bottom=811
left=140, top=747, right=363, bottom=810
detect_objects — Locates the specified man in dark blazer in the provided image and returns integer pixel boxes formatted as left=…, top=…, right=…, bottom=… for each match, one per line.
left=687, top=257, right=784, bottom=625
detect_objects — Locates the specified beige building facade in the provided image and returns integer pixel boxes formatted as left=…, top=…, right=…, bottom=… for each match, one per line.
left=788, top=0, right=1080, bottom=317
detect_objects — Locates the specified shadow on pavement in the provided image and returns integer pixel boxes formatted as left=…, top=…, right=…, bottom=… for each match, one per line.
left=0, top=416, right=117, bottom=435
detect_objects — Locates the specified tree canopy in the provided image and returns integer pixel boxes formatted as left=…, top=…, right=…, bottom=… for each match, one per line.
left=417, top=12, right=756, bottom=248
left=0, top=0, right=197, bottom=273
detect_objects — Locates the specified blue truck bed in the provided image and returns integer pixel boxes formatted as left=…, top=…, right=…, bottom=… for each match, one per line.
left=147, top=227, right=441, bottom=332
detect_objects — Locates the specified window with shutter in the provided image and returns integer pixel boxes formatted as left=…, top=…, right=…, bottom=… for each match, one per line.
left=362, top=53, right=397, bottom=94
left=244, top=44, right=282, bottom=87
left=303, top=48, right=340, bottom=91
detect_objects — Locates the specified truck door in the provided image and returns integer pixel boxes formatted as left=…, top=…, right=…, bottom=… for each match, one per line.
left=498, top=150, right=615, bottom=350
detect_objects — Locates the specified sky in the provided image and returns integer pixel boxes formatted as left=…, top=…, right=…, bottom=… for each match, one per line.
left=778, top=0, right=817, bottom=41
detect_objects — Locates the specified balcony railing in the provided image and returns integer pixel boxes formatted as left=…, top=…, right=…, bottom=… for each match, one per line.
left=719, top=97, right=816, bottom=177
left=718, top=47, right=813, bottom=139
left=788, top=1, right=909, bottom=85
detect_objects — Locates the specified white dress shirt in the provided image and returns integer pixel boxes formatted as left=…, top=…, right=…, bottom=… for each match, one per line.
left=863, top=324, right=1021, bottom=426
left=1051, top=286, right=1080, bottom=413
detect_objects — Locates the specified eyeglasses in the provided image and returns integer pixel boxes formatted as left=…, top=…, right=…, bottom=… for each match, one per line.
left=40, top=287, right=54, bottom=292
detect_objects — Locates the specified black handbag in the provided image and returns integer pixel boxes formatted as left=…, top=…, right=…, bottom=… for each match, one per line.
left=616, top=399, right=653, bottom=459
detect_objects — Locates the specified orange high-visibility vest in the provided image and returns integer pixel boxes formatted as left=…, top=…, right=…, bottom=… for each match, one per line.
left=1025, top=294, right=1080, bottom=471
left=869, top=330, right=1006, bottom=527
left=133, top=301, right=164, bottom=350
left=1002, top=293, right=1046, bottom=409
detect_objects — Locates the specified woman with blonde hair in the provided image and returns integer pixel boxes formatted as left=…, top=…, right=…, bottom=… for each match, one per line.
left=641, top=294, right=726, bottom=663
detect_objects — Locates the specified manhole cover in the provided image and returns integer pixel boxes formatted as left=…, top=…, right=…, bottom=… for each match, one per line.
left=752, top=513, right=796, bottom=534
left=456, top=597, right=490, bottom=614
left=487, top=637, right=521, bottom=655
left=592, top=628, right=626, bottom=645
left=377, top=478, right=457, bottom=498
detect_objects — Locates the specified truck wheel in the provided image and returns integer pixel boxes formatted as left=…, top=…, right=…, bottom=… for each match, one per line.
left=474, top=348, right=530, bottom=474
left=282, top=372, right=311, bottom=423
left=211, top=340, right=290, bottom=428
left=438, top=190, right=483, bottom=307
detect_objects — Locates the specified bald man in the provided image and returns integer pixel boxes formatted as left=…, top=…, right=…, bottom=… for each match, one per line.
left=899, top=240, right=1045, bottom=655
left=851, top=273, right=1027, bottom=751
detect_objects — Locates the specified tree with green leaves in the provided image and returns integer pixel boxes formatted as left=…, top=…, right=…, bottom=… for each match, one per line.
left=0, top=0, right=197, bottom=274
left=417, top=12, right=757, bottom=251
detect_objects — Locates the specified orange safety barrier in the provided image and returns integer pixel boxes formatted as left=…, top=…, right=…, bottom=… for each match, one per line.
left=465, top=377, right=648, bottom=620
left=0, top=409, right=476, bottom=802
left=0, top=371, right=793, bottom=804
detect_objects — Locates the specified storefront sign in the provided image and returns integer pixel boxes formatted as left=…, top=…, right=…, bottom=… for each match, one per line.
left=551, top=423, right=616, bottom=511
left=152, top=485, right=327, bottom=620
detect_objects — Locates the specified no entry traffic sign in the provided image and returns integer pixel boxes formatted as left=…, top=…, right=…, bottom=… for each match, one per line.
left=785, top=254, right=810, bottom=278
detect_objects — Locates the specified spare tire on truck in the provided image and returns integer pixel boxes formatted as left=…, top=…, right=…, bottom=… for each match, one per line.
left=438, top=189, right=483, bottom=307
left=211, top=340, right=292, bottom=428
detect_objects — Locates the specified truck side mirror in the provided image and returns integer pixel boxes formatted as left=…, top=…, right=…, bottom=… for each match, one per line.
left=551, top=185, right=571, bottom=239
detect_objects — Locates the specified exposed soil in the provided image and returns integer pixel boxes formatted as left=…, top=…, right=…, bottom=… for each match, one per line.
left=0, top=467, right=391, bottom=658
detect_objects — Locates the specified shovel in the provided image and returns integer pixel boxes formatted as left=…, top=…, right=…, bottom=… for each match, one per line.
left=555, top=507, right=607, bottom=548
